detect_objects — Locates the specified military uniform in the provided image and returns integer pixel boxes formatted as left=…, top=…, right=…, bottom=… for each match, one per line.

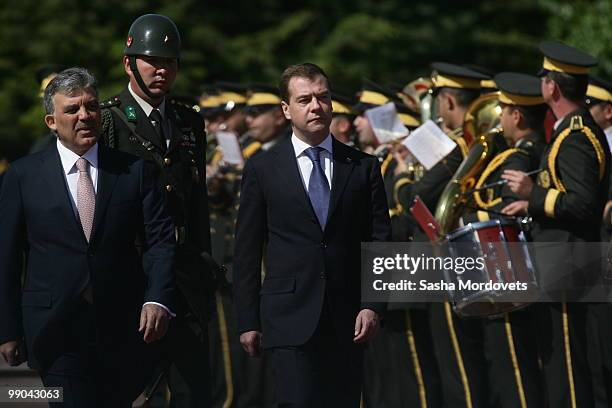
left=351, top=80, right=444, bottom=408
left=461, top=72, right=547, bottom=408
left=208, top=86, right=286, bottom=408
left=101, top=14, right=214, bottom=407
left=529, top=41, right=610, bottom=408
left=395, top=63, right=497, bottom=408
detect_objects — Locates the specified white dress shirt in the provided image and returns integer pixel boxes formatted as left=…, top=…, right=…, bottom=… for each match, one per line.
left=292, top=133, right=333, bottom=191
left=56, top=139, right=173, bottom=316
left=128, top=83, right=171, bottom=147
left=605, top=126, right=612, bottom=152
left=56, top=139, right=98, bottom=216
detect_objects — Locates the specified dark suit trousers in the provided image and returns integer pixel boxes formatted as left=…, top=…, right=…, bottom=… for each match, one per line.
left=267, top=300, right=363, bottom=408
left=39, top=299, right=138, bottom=408
left=159, top=313, right=212, bottom=408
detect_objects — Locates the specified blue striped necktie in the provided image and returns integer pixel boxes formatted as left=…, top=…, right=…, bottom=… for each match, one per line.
left=304, top=146, right=330, bottom=228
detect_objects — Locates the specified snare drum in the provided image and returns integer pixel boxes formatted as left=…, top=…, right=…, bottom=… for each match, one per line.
left=444, top=218, right=538, bottom=317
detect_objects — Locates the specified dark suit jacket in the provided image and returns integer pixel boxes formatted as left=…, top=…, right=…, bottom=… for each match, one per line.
left=233, top=136, right=391, bottom=349
left=0, top=143, right=176, bottom=371
left=101, top=88, right=212, bottom=323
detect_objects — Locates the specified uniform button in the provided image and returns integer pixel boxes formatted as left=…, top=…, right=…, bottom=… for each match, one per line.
left=320, top=272, right=326, bottom=279
left=191, top=158, right=196, bottom=164
left=166, top=184, right=173, bottom=192
left=164, top=157, right=172, bottom=166
left=320, top=242, right=327, bottom=248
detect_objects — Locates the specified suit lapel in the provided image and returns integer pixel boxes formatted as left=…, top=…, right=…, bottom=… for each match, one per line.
left=39, top=145, right=88, bottom=243
left=90, top=146, right=119, bottom=244
left=119, top=88, right=166, bottom=152
left=327, top=138, right=355, bottom=226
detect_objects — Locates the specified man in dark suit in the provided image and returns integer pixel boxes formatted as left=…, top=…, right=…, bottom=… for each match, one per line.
left=99, top=14, right=213, bottom=406
left=0, top=67, right=175, bottom=407
left=233, top=63, right=391, bottom=407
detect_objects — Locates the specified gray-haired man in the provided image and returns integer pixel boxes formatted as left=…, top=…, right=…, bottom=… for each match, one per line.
left=0, top=67, right=176, bottom=407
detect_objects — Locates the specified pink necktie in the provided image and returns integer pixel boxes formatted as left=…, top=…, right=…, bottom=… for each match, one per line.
left=76, top=158, right=95, bottom=242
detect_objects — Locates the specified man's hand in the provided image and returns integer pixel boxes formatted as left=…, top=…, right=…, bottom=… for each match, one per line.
left=603, top=200, right=612, bottom=223
left=139, top=304, right=170, bottom=343
left=0, top=340, right=25, bottom=366
left=240, top=331, right=262, bottom=357
left=502, top=200, right=529, bottom=216
left=392, top=144, right=411, bottom=176
left=501, top=170, right=534, bottom=199
left=354, top=309, right=380, bottom=344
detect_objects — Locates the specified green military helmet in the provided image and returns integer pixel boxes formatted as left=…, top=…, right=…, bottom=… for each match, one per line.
left=124, top=14, right=181, bottom=59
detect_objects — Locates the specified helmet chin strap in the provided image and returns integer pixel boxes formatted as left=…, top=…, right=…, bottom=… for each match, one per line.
left=129, top=56, right=159, bottom=101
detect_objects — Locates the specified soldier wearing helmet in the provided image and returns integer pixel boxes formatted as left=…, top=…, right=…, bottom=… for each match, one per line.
left=100, top=14, right=213, bottom=407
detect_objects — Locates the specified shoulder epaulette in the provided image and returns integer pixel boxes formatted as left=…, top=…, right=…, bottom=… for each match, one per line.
left=0, top=158, right=8, bottom=174
left=100, top=96, right=121, bottom=109
left=548, top=116, right=605, bottom=192
left=242, top=141, right=262, bottom=159
left=569, top=115, right=584, bottom=131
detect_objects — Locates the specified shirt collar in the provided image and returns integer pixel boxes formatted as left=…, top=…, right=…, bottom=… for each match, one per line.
left=128, top=83, right=166, bottom=119
left=56, top=139, right=99, bottom=175
left=292, top=133, right=333, bottom=158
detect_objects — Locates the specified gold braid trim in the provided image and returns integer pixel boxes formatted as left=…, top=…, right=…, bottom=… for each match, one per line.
left=215, top=291, right=234, bottom=407
left=242, top=141, right=262, bottom=159
left=581, top=126, right=606, bottom=181
left=504, top=314, right=528, bottom=408
left=444, top=302, right=473, bottom=408
left=381, top=152, right=393, bottom=177
left=562, top=302, right=577, bottom=408
left=544, top=189, right=561, bottom=218
left=393, top=177, right=413, bottom=209
left=476, top=211, right=490, bottom=221
left=473, top=148, right=520, bottom=209
left=405, top=311, right=428, bottom=408
left=0, top=158, right=8, bottom=174
left=455, top=136, right=469, bottom=158
left=548, top=117, right=606, bottom=193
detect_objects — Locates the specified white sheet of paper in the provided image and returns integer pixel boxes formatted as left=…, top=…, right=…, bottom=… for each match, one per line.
left=402, top=120, right=457, bottom=170
left=215, top=131, right=244, bottom=165
left=365, top=102, right=408, bottom=144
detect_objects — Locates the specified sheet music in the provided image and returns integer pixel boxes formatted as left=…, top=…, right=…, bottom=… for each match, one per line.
left=402, top=120, right=456, bottom=170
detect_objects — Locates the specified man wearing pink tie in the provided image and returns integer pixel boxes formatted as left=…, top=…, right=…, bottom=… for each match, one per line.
left=0, top=67, right=176, bottom=407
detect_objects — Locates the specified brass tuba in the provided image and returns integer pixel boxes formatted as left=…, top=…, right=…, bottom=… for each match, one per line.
left=434, top=92, right=507, bottom=235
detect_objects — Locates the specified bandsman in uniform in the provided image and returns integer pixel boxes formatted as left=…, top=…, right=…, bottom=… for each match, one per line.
left=394, top=63, right=492, bottom=408
left=99, top=14, right=214, bottom=407
left=584, top=75, right=612, bottom=406
left=207, top=84, right=286, bottom=408
left=330, top=92, right=357, bottom=147
left=464, top=72, right=546, bottom=408
left=502, top=41, right=610, bottom=408
left=352, top=79, right=443, bottom=408
left=29, top=64, right=66, bottom=154
left=585, top=76, right=612, bottom=240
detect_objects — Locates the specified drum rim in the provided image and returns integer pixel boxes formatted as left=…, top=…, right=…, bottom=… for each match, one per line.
left=446, top=218, right=518, bottom=241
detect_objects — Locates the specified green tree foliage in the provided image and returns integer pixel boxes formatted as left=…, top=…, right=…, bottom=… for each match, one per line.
left=0, top=0, right=607, bottom=159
